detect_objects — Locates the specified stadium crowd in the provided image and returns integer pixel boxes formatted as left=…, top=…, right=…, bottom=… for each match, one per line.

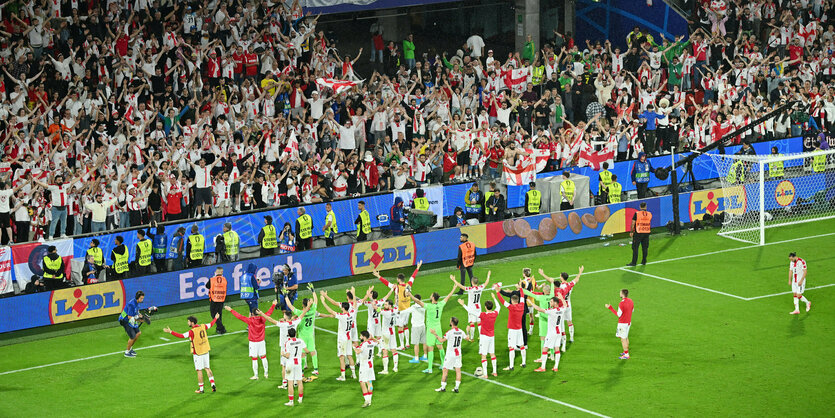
left=0, top=0, right=830, bottom=245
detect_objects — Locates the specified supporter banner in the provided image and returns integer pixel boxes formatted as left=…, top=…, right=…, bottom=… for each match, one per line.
left=393, top=185, right=444, bottom=227
left=0, top=247, right=12, bottom=294
left=12, top=239, right=73, bottom=288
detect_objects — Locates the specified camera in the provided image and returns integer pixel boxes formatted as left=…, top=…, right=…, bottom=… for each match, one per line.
left=273, top=270, right=285, bottom=290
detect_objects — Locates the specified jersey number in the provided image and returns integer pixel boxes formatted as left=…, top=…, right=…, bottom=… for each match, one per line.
left=453, top=336, right=462, bottom=348
left=435, top=310, right=440, bottom=319
left=199, top=329, right=206, bottom=339
left=294, top=347, right=299, bottom=356
left=473, top=293, right=481, bottom=304
left=305, top=318, right=313, bottom=327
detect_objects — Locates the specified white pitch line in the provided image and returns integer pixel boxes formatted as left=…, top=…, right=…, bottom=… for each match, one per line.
left=159, top=337, right=170, bottom=341
left=312, top=326, right=610, bottom=418
left=744, top=283, right=835, bottom=301
left=618, top=268, right=749, bottom=300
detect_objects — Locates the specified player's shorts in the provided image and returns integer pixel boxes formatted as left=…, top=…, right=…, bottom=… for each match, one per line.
left=616, top=323, right=631, bottom=339
left=368, top=322, right=382, bottom=338
left=443, top=353, right=462, bottom=370
left=299, top=333, right=316, bottom=353
left=543, top=332, right=563, bottom=350
left=467, top=312, right=481, bottom=325
left=507, top=328, right=524, bottom=348
left=792, top=283, right=805, bottom=294
left=563, top=306, right=573, bottom=323
left=193, top=353, right=210, bottom=370
left=249, top=340, right=266, bottom=358
left=538, top=317, right=549, bottom=338
left=396, top=311, right=410, bottom=327
left=478, top=335, right=495, bottom=355
left=426, top=327, right=441, bottom=346
left=410, top=325, right=426, bottom=345
left=337, top=339, right=353, bottom=357
left=382, top=332, right=398, bottom=350
left=359, top=366, right=375, bottom=383
left=285, top=363, right=303, bottom=381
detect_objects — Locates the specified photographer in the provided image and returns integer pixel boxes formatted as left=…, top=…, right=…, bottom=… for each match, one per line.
left=24, top=275, right=46, bottom=294
left=278, top=222, right=296, bottom=253
left=276, top=264, right=299, bottom=313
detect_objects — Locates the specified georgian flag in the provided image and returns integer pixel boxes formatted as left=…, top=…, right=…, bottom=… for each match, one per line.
left=577, top=136, right=617, bottom=170
left=503, top=67, right=528, bottom=90
left=502, top=148, right=549, bottom=186
left=315, top=77, right=361, bottom=95
left=561, top=131, right=586, bottom=167
left=282, top=130, right=300, bottom=161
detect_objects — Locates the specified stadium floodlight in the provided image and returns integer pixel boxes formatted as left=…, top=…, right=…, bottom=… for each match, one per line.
left=707, top=148, right=835, bottom=245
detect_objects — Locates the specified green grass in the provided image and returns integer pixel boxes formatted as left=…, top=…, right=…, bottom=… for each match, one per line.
left=1, top=220, right=835, bottom=417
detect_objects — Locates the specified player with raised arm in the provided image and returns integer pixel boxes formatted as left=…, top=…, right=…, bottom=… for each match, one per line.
left=224, top=300, right=277, bottom=380
left=260, top=296, right=310, bottom=389
left=450, top=270, right=491, bottom=340
left=360, top=286, right=384, bottom=351
left=411, top=281, right=457, bottom=373
left=374, top=260, right=422, bottom=349
left=540, top=265, right=584, bottom=351
left=458, top=290, right=500, bottom=378
left=401, top=289, right=428, bottom=363
left=526, top=292, right=567, bottom=372
left=291, top=284, right=321, bottom=378
left=164, top=313, right=220, bottom=393
left=495, top=287, right=527, bottom=370
left=377, top=287, right=399, bottom=374
left=606, top=288, right=634, bottom=359
left=354, top=330, right=380, bottom=408
left=319, top=290, right=357, bottom=380
left=788, top=252, right=811, bottom=314
left=431, top=316, right=472, bottom=393
left=282, top=328, right=310, bottom=406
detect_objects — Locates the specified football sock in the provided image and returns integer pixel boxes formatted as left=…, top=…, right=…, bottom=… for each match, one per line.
left=340, top=368, right=346, bottom=378
left=509, top=348, right=515, bottom=367
left=209, top=377, right=215, bottom=386
left=288, top=395, right=293, bottom=402
left=454, top=380, right=460, bottom=389
left=382, top=355, right=389, bottom=372
left=198, top=383, right=204, bottom=391
left=311, top=354, right=318, bottom=370
left=427, top=351, right=434, bottom=371
left=520, top=346, right=527, bottom=365
left=252, top=359, right=258, bottom=376
left=554, top=350, right=562, bottom=369
left=569, top=324, right=575, bottom=341
left=540, top=351, right=548, bottom=365
left=350, top=365, right=356, bottom=377
left=794, top=297, right=800, bottom=310
left=440, top=381, right=447, bottom=389
left=393, top=352, right=399, bottom=369
left=800, top=295, right=810, bottom=303
left=481, top=359, right=487, bottom=373
left=398, top=331, right=405, bottom=347
left=491, top=356, right=497, bottom=373
left=262, top=357, right=268, bottom=374
left=298, top=393, right=303, bottom=403
left=404, top=328, right=410, bottom=345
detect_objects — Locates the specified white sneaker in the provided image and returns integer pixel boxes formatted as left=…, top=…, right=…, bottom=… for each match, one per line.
left=250, top=375, right=258, bottom=380
left=336, top=376, right=346, bottom=381
left=362, top=401, right=371, bottom=408
left=378, top=370, right=389, bottom=375
left=393, top=367, right=398, bottom=373
left=806, top=301, right=812, bottom=312
left=284, top=401, right=294, bottom=406
left=298, top=398, right=303, bottom=404
left=264, top=373, right=269, bottom=379
left=60, top=234, right=67, bottom=238
left=278, top=383, right=288, bottom=389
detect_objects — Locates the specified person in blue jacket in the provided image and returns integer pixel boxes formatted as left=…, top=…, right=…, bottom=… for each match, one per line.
left=240, top=263, right=260, bottom=312
left=630, top=152, right=655, bottom=199
left=389, top=197, right=406, bottom=235
left=146, top=221, right=168, bottom=273
left=638, top=104, right=666, bottom=155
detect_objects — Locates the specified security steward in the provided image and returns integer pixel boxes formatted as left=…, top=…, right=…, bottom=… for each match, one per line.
left=410, top=188, right=434, bottom=231
left=627, top=202, right=652, bottom=266
left=205, top=267, right=228, bottom=334
left=110, top=235, right=130, bottom=281
left=323, top=203, right=338, bottom=247
left=86, top=239, right=105, bottom=278
left=812, top=142, right=826, bottom=172
left=355, top=200, right=371, bottom=242
left=456, top=233, right=476, bottom=295
left=608, top=174, right=623, bottom=203
left=132, top=229, right=153, bottom=277
left=222, top=222, right=240, bottom=261
left=147, top=221, right=168, bottom=273
left=464, top=183, right=484, bottom=221
left=727, top=159, right=745, bottom=185
left=598, top=162, right=614, bottom=204
left=524, top=181, right=541, bottom=215
left=413, top=189, right=430, bottom=211
left=295, top=207, right=313, bottom=251
left=258, top=215, right=278, bottom=256
left=185, top=224, right=205, bottom=269
left=768, top=147, right=784, bottom=179
left=559, top=171, right=576, bottom=210
left=42, top=245, right=68, bottom=290
left=483, top=183, right=496, bottom=218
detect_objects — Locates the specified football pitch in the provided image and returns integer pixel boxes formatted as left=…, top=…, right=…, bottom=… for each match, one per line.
left=1, top=220, right=834, bottom=417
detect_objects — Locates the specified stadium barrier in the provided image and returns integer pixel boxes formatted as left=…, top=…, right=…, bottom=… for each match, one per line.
left=69, top=137, right=805, bottom=259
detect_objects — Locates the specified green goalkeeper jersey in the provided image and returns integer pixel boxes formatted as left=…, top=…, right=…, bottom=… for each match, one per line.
left=531, top=293, right=551, bottom=321
left=425, top=301, right=447, bottom=330
left=293, top=303, right=318, bottom=336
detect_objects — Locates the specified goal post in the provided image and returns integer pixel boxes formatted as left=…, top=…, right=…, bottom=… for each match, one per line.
left=707, top=148, right=835, bottom=245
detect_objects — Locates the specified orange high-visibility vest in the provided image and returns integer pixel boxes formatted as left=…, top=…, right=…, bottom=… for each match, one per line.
left=209, top=275, right=227, bottom=302
left=635, top=211, right=652, bottom=234
left=459, top=242, right=475, bottom=267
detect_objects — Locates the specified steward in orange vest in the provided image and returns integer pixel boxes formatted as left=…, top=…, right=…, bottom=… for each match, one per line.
left=205, top=267, right=228, bottom=334
left=627, top=202, right=653, bottom=266
left=456, top=233, right=476, bottom=293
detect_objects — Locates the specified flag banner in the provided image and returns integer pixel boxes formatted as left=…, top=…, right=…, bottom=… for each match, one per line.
left=12, top=238, right=74, bottom=287
left=503, top=149, right=549, bottom=186
left=315, top=77, right=362, bottom=95
left=0, top=247, right=12, bottom=293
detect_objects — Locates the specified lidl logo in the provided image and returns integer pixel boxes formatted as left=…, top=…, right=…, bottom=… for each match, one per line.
left=688, top=186, right=747, bottom=222
left=350, top=235, right=416, bottom=275
left=49, top=281, right=126, bottom=324
left=774, top=180, right=796, bottom=207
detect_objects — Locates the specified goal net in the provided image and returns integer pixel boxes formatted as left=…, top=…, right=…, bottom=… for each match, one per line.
left=707, top=148, right=835, bottom=245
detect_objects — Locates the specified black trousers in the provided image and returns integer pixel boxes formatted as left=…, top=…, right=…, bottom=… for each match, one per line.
left=325, top=237, right=335, bottom=247
left=209, top=301, right=226, bottom=333
left=260, top=248, right=275, bottom=257
left=356, top=232, right=368, bottom=242
left=297, top=237, right=312, bottom=251
left=131, top=263, right=150, bottom=278
left=631, top=233, right=650, bottom=264
left=636, top=182, right=649, bottom=199
left=560, top=202, right=574, bottom=211
left=154, top=258, right=167, bottom=273
left=521, top=310, right=529, bottom=346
